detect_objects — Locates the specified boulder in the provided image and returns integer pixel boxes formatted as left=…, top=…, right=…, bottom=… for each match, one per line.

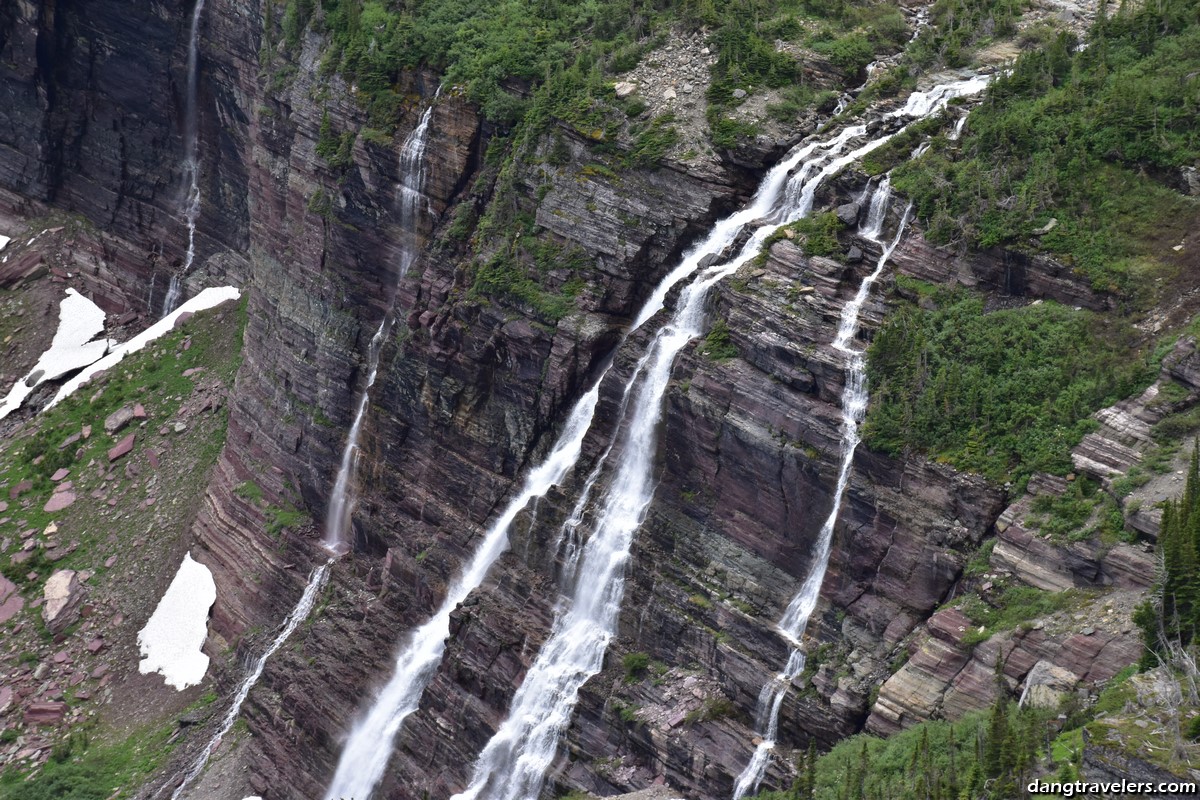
left=107, top=433, right=136, bottom=462
left=24, top=701, right=67, bottom=725
left=43, top=491, right=76, bottom=513
left=104, top=406, right=135, bottom=434
left=1019, top=660, right=1079, bottom=708
left=614, top=81, right=637, bottom=98
left=846, top=245, right=863, bottom=263
left=836, top=202, right=860, bottom=226
left=43, top=570, right=84, bottom=633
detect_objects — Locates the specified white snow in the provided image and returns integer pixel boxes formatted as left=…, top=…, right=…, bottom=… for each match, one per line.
left=137, top=552, right=217, bottom=691
left=0, top=234, right=10, bottom=252
left=0, top=289, right=113, bottom=420
left=50, top=285, right=240, bottom=409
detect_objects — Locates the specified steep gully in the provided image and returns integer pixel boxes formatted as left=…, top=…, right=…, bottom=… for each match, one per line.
left=320, top=75, right=990, bottom=800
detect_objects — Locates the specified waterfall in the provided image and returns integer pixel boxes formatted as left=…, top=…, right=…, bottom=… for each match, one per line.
left=166, top=562, right=332, bottom=800
left=162, top=275, right=184, bottom=318
left=321, top=105, right=434, bottom=555
left=173, top=0, right=206, bottom=312
left=451, top=123, right=913, bottom=800
left=730, top=74, right=992, bottom=800
left=323, top=118, right=853, bottom=800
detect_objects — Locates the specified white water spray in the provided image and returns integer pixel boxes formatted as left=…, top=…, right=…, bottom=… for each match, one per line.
left=452, top=121, right=912, bottom=800
left=168, top=562, right=332, bottom=800
left=730, top=77, right=991, bottom=800
left=321, top=105, right=434, bottom=555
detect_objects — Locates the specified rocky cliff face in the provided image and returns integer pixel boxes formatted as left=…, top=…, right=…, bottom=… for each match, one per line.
left=0, top=1, right=1174, bottom=798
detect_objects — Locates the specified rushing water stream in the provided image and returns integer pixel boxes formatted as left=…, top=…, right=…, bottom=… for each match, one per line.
left=321, top=73, right=992, bottom=800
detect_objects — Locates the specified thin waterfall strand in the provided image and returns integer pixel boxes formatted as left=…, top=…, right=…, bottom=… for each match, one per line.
left=731, top=74, right=991, bottom=799
left=452, top=123, right=906, bottom=800
left=167, top=561, right=332, bottom=800
left=321, top=106, right=433, bottom=554
left=171, top=0, right=206, bottom=317
left=324, top=125, right=844, bottom=800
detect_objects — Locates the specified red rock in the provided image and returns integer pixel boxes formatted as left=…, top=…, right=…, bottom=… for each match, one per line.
left=74, top=690, right=90, bottom=700
left=57, top=432, right=80, bottom=450
left=104, top=555, right=117, bottom=568
left=69, top=672, right=86, bottom=686
left=107, top=433, right=135, bottom=462
left=24, top=702, right=67, bottom=725
left=133, top=403, right=147, bottom=418
left=0, top=501, right=7, bottom=513
left=43, top=492, right=76, bottom=513
left=0, top=595, right=23, bottom=624
left=52, top=650, right=69, bottom=664
left=173, top=311, right=194, bottom=329
left=49, top=468, right=70, bottom=482
left=89, top=665, right=108, bottom=679
left=182, top=367, right=204, bottom=377
left=0, top=574, right=15, bottom=603
left=81, top=425, right=91, bottom=439
left=86, top=638, right=104, bottom=653
left=54, top=480, right=73, bottom=493
left=11, top=551, right=30, bottom=564
left=9, top=480, right=32, bottom=499
left=146, top=449, right=160, bottom=469
left=0, top=686, right=11, bottom=712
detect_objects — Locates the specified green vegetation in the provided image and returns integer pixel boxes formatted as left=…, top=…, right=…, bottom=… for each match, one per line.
left=0, top=722, right=176, bottom=800
left=622, top=651, right=651, bottom=681
left=0, top=302, right=245, bottom=585
left=684, top=696, right=735, bottom=725
left=863, top=288, right=1150, bottom=483
left=749, top=687, right=1057, bottom=800
left=624, top=113, right=680, bottom=168
left=700, top=319, right=739, bottom=361
left=1136, top=445, right=1200, bottom=666
left=907, top=0, right=1024, bottom=68
left=894, top=2, right=1200, bottom=297
left=954, top=584, right=1083, bottom=646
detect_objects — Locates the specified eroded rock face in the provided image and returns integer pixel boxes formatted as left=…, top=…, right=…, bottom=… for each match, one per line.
left=0, top=3, right=1170, bottom=799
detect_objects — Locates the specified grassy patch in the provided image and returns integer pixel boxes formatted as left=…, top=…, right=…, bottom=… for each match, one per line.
left=0, top=720, right=177, bottom=800
left=699, top=319, right=738, bottom=361
left=955, top=584, right=1084, bottom=646
left=863, top=288, right=1151, bottom=484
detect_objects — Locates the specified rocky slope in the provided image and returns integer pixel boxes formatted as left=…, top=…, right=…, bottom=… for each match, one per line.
left=0, top=0, right=1191, bottom=798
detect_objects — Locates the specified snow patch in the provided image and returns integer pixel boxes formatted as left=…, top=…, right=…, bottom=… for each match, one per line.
left=50, top=285, right=240, bottom=409
left=137, top=553, right=217, bottom=690
left=0, top=234, right=10, bottom=252
left=0, top=289, right=113, bottom=420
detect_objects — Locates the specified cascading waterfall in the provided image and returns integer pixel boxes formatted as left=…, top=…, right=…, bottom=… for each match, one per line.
left=730, top=74, right=992, bottom=800
left=166, top=562, right=332, bottom=800
left=322, top=104, right=434, bottom=555
left=166, top=0, right=207, bottom=317
left=324, top=123, right=850, bottom=800
left=163, top=275, right=184, bottom=317
left=451, top=122, right=916, bottom=800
